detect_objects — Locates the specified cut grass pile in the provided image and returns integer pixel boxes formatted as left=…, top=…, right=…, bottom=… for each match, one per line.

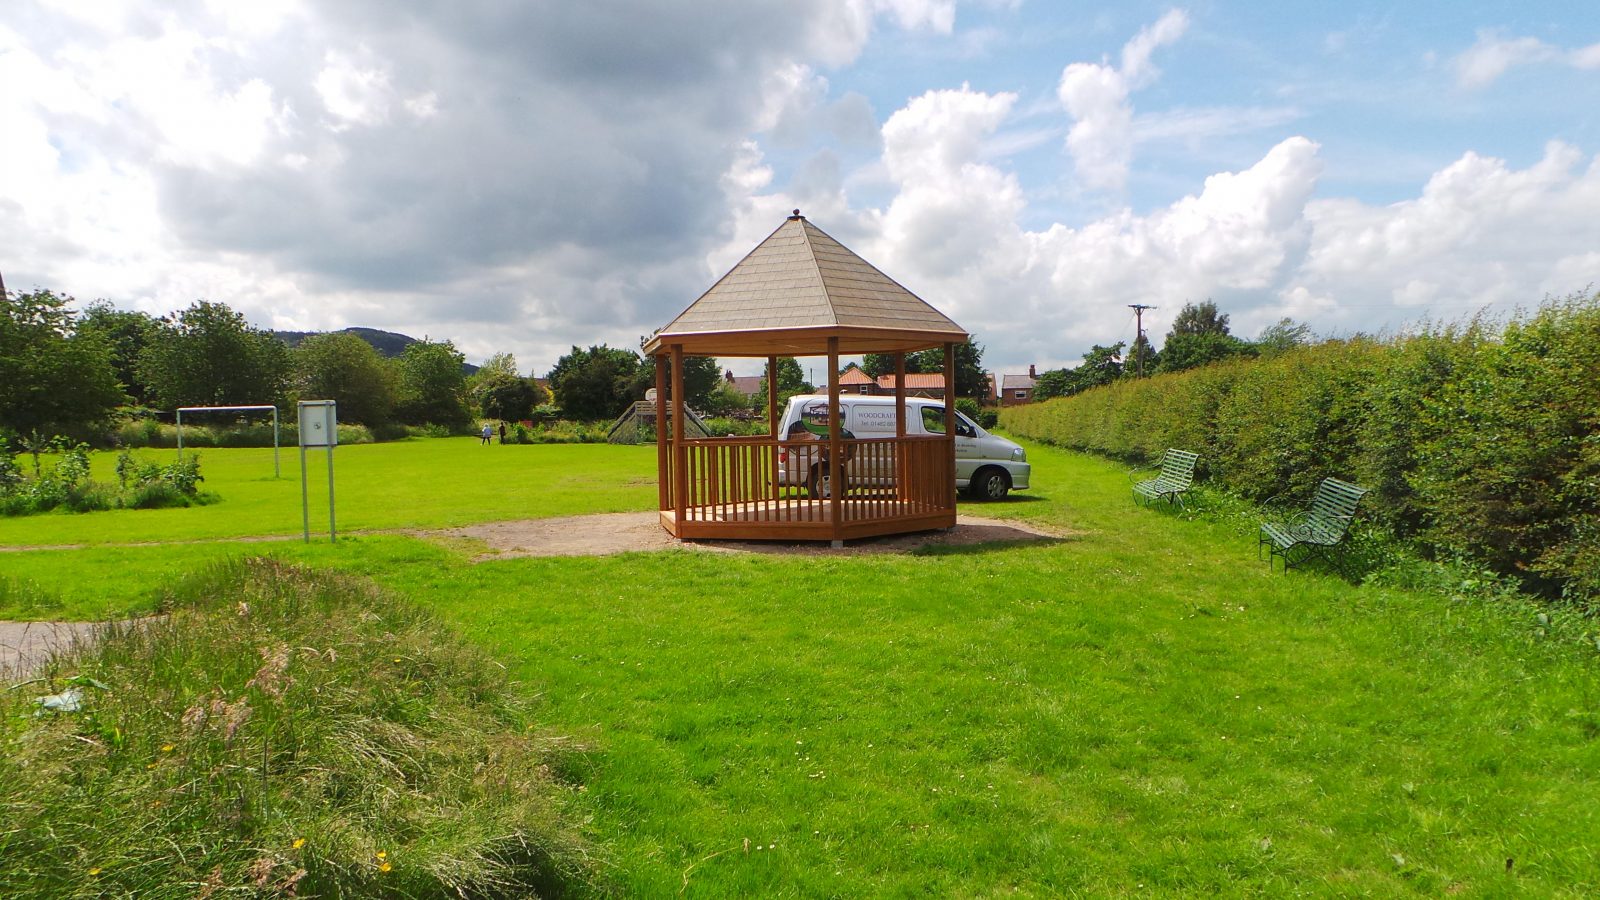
left=0, top=438, right=657, bottom=547
left=5, top=438, right=1600, bottom=894
left=0, top=558, right=595, bottom=897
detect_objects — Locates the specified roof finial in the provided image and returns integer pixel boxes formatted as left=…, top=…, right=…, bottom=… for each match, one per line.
left=789, top=209, right=803, bottom=220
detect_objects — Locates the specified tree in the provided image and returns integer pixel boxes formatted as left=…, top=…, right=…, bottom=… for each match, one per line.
left=473, top=352, right=521, bottom=384
left=1032, top=342, right=1125, bottom=401
left=469, top=353, right=548, bottom=422
left=395, top=339, right=473, bottom=429
left=1156, top=301, right=1255, bottom=374
left=138, top=301, right=291, bottom=409
left=1169, top=300, right=1231, bottom=336
left=479, top=376, right=542, bottom=422
left=1255, top=317, right=1313, bottom=357
left=1126, top=333, right=1158, bottom=377
left=908, top=337, right=988, bottom=399
left=861, top=352, right=929, bottom=379
left=1157, top=333, right=1257, bottom=373
left=701, top=379, right=753, bottom=417
left=292, top=332, right=398, bottom=425
left=76, top=302, right=160, bottom=406
left=637, top=355, right=721, bottom=408
left=756, top=357, right=813, bottom=401
left=547, top=345, right=646, bottom=420
left=0, top=289, right=124, bottom=435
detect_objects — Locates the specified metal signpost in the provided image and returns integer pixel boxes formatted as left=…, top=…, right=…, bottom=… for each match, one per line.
left=297, top=400, right=337, bottom=543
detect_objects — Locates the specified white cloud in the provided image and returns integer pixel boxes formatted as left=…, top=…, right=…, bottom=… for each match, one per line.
left=1290, top=141, right=1600, bottom=321
left=1133, top=105, right=1302, bottom=146
left=731, top=77, right=1600, bottom=373
left=1454, top=31, right=1557, bottom=88
left=1057, top=9, right=1189, bottom=192
left=314, top=50, right=393, bottom=128
left=877, top=86, right=1024, bottom=279
left=1453, top=29, right=1600, bottom=88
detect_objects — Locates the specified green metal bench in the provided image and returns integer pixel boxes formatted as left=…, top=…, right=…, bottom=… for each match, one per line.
left=1258, top=477, right=1370, bottom=575
left=1131, top=449, right=1200, bottom=508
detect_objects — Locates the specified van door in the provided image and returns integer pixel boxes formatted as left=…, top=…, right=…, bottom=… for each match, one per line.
left=917, top=405, right=981, bottom=481
left=844, top=402, right=898, bottom=487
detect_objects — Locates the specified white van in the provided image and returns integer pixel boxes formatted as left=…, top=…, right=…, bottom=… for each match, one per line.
left=776, top=394, right=1030, bottom=500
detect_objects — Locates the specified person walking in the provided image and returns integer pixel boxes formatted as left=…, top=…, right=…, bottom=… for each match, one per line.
left=498, top=422, right=508, bottom=445
left=480, top=423, right=492, bottom=445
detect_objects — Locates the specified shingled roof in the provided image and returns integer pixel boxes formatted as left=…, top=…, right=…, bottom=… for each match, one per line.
left=644, top=212, right=967, bottom=357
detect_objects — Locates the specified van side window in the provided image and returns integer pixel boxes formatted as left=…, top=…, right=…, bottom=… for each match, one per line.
left=919, top=407, right=975, bottom=437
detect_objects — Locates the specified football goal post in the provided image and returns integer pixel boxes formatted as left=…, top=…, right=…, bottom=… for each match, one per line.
left=175, top=405, right=282, bottom=478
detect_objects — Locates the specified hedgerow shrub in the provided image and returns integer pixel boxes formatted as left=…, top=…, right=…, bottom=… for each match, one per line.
left=115, top=421, right=378, bottom=448
left=1001, top=292, right=1600, bottom=603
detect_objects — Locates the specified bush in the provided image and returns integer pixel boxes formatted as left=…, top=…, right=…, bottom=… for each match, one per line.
left=0, top=558, right=596, bottom=896
left=1001, top=292, right=1600, bottom=604
left=0, top=441, right=210, bottom=517
left=954, top=399, right=999, bottom=430
left=700, top=416, right=769, bottom=437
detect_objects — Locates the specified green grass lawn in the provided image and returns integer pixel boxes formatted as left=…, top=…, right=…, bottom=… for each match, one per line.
left=0, top=438, right=656, bottom=547
left=5, top=439, right=1600, bottom=894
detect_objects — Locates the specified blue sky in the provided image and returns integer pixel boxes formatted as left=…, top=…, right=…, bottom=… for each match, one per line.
left=2, top=1, right=1597, bottom=378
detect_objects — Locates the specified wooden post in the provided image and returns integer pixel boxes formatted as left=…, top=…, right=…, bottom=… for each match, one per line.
left=828, top=337, right=843, bottom=547
left=768, top=354, right=780, bottom=506
left=944, top=342, right=957, bottom=511
left=655, top=354, right=668, bottom=512
left=672, top=345, right=687, bottom=532
left=894, top=352, right=907, bottom=439
left=894, top=351, right=907, bottom=503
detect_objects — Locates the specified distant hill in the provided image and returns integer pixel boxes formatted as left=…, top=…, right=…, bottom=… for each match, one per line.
left=273, top=327, right=479, bottom=374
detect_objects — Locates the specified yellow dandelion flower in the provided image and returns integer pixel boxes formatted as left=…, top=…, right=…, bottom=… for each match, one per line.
left=375, top=850, right=387, bottom=859
left=379, top=862, right=392, bottom=873
left=161, top=744, right=175, bottom=752
left=88, top=868, right=102, bottom=876
left=292, top=838, right=306, bottom=850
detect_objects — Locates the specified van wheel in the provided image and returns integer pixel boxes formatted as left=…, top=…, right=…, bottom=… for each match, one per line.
left=807, top=465, right=831, bottom=500
left=970, top=467, right=1010, bottom=501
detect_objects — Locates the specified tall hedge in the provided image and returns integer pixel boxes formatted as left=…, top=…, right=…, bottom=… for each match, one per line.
left=1001, top=292, right=1600, bottom=602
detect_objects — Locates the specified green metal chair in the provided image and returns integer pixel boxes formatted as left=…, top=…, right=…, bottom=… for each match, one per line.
left=1131, top=449, right=1200, bottom=508
left=1258, top=477, right=1370, bottom=575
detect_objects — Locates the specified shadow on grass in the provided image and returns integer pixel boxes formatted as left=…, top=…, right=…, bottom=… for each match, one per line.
left=910, top=535, right=1074, bottom=557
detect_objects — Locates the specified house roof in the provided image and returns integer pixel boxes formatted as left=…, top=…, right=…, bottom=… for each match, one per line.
left=838, top=366, right=875, bottom=385
left=1001, top=373, right=1037, bottom=390
left=876, top=373, right=945, bottom=390
left=726, top=375, right=764, bottom=395
left=644, top=213, right=968, bottom=357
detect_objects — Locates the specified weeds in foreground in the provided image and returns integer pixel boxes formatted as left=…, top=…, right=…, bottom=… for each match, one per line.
left=0, top=558, right=597, bottom=897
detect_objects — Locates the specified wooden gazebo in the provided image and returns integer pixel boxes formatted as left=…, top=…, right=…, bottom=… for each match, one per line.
left=643, top=211, right=969, bottom=546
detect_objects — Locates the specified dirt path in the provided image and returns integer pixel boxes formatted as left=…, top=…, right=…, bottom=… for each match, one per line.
left=436, top=511, right=1068, bottom=559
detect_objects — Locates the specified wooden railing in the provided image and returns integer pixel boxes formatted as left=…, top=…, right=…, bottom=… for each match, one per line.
left=668, top=435, right=954, bottom=526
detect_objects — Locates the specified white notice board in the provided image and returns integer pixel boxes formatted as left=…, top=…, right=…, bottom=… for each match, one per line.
left=298, top=400, right=338, bottom=447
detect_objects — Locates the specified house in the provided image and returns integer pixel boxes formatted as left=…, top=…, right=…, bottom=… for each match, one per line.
left=1000, top=365, right=1038, bottom=406
left=722, top=370, right=764, bottom=399
left=839, top=365, right=876, bottom=395
left=874, top=372, right=945, bottom=400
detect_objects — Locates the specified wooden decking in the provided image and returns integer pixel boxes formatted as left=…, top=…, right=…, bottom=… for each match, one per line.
left=661, top=502, right=954, bottom=541
left=659, top=435, right=957, bottom=542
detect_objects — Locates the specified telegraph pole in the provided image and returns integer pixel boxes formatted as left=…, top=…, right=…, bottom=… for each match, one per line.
left=1128, top=304, right=1156, bottom=377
